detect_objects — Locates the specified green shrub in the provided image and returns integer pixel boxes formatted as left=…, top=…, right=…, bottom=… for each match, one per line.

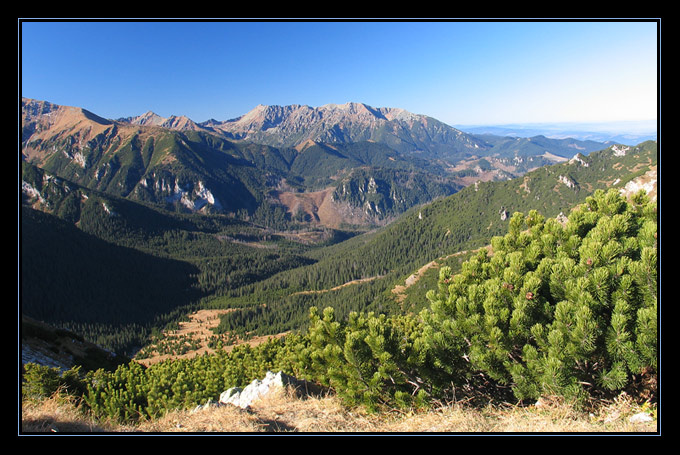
left=421, top=189, right=657, bottom=404
left=22, top=363, right=85, bottom=400
left=297, top=307, right=429, bottom=410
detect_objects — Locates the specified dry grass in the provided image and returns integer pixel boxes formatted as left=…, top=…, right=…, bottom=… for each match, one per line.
left=21, top=393, right=121, bottom=433
left=135, top=309, right=286, bottom=367
left=20, top=388, right=658, bottom=434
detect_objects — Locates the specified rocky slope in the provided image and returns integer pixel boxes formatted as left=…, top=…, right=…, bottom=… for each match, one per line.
left=121, top=102, right=488, bottom=159
left=21, top=316, right=128, bottom=373
left=202, top=102, right=488, bottom=157
left=21, top=97, right=272, bottom=215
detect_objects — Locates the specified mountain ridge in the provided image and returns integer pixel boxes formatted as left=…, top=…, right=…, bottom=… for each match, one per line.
left=459, top=121, right=657, bottom=145
left=20, top=97, right=622, bottom=229
left=117, top=101, right=487, bottom=157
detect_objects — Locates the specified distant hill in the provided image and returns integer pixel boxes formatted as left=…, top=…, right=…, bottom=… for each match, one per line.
left=459, top=121, right=657, bottom=145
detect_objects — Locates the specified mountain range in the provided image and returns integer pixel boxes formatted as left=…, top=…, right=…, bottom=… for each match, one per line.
left=457, top=121, right=657, bottom=145
left=120, top=102, right=485, bottom=153
left=21, top=98, right=612, bottom=228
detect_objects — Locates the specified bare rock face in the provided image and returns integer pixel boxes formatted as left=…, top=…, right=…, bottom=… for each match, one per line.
left=499, top=206, right=512, bottom=221
left=123, top=111, right=167, bottom=127
left=619, top=167, right=657, bottom=202
left=210, top=103, right=384, bottom=146
left=121, top=111, right=205, bottom=132
left=205, top=102, right=485, bottom=154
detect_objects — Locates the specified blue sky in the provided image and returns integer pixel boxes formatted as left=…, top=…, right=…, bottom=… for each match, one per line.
left=20, top=20, right=658, bottom=128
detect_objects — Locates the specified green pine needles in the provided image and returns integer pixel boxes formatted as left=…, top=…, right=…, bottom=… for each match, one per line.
left=422, top=188, right=658, bottom=404
left=299, top=307, right=430, bottom=411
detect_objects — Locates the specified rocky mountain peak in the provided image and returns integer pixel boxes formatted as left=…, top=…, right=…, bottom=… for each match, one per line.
left=126, top=111, right=167, bottom=126
left=22, top=97, right=59, bottom=118
left=222, top=102, right=402, bottom=132
left=231, top=104, right=305, bottom=131
left=120, top=111, right=200, bottom=131
left=162, top=115, right=199, bottom=130
left=321, top=102, right=384, bottom=118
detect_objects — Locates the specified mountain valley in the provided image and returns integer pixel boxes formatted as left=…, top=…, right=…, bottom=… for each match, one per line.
left=20, top=97, right=658, bottom=369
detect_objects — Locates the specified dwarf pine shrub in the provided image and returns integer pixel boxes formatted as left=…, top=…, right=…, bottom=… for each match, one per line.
left=421, top=189, right=657, bottom=404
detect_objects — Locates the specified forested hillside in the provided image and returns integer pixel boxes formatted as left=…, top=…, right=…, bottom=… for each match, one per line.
left=21, top=139, right=656, bottom=357
left=209, top=141, right=657, bottom=339
left=21, top=161, right=319, bottom=352
left=21, top=186, right=657, bottom=426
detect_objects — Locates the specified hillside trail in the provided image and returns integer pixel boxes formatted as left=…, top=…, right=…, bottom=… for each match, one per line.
left=136, top=274, right=385, bottom=366
left=390, top=167, right=658, bottom=306
left=291, top=275, right=384, bottom=296
left=391, top=247, right=490, bottom=304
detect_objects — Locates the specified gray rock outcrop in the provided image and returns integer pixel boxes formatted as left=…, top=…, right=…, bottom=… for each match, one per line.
left=218, top=371, right=308, bottom=409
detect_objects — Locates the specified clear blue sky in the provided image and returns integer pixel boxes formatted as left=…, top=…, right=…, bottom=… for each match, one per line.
left=20, top=19, right=659, bottom=127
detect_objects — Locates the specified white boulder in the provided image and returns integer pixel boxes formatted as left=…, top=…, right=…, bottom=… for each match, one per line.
left=219, top=371, right=301, bottom=409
